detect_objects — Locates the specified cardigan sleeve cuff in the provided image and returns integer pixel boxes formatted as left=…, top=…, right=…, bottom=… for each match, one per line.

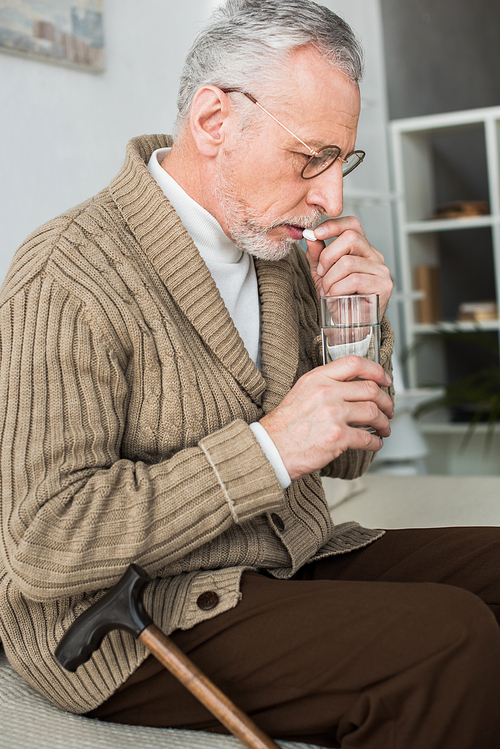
left=199, top=419, right=285, bottom=525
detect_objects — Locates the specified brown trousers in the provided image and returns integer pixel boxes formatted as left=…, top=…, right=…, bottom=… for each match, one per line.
left=89, top=527, right=500, bottom=748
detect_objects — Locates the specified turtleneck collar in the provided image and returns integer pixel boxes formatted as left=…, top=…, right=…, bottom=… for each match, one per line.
left=148, top=147, right=242, bottom=264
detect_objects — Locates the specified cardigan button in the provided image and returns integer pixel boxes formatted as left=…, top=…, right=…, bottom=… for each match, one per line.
left=197, top=591, right=220, bottom=611
left=271, top=513, right=285, bottom=532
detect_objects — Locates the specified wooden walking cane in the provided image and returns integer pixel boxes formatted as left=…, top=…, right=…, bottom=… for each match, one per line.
left=55, top=564, right=280, bottom=749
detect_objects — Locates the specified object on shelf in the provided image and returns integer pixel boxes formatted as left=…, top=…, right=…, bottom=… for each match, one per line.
left=430, top=200, right=489, bottom=220
left=415, top=265, right=441, bottom=323
left=457, top=301, right=498, bottom=322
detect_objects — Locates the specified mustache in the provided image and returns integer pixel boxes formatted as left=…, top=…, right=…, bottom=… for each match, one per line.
left=268, top=212, right=323, bottom=231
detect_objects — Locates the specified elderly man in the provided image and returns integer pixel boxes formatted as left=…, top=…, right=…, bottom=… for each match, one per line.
left=1, top=1, right=500, bottom=748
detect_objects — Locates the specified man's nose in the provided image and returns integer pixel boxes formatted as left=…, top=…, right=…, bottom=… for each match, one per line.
left=304, top=163, right=344, bottom=217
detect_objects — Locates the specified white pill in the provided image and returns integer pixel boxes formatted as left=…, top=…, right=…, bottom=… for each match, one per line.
left=302, top=228, right=317, bottom=241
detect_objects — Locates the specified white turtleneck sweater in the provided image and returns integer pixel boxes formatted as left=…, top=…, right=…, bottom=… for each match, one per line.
left=148, top=148, right=291, bottom=489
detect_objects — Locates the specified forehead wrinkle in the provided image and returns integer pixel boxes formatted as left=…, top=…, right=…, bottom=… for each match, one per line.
left=258, top=89, right=359, bottom=153
left=257, top=99, right=357, bottom=151
left=282, top=119, right=358, bottom=157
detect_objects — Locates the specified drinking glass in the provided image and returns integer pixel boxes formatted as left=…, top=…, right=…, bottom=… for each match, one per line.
left=321, top=293, right=380, bottom=432
left=321, top=294, right=380, bottom=365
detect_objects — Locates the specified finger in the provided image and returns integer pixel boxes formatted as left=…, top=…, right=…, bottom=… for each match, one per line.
left=318, top=251, right=393, bottom=309
left=326, top=397, right=391, bottom=439
left=304, top=236, right=326, bottom=269
left=315, top=236, right=386, bottom=292
left=303, top=219, right=365, bottom=270
left=321, top=253, right=383, bottom=286
left=305, top=244, right=327, bottom=297
left=322, top=355, right=392, bottom=387
left=341, top=409, right=393, bottom=441
left=305, top=220, right=388, bottom=304
left=313, top=216, right=366, bottom=242
left=329, top=378, right=394, bottom=420
left=327, top=421, right=386, bottom=453
left=318, top=231, right=385, bottom=270
left=348, top=400, right=392, bottom=437
left=321, top=269, right=389, bottom=299
left=357, top=412, right=391, bottom=439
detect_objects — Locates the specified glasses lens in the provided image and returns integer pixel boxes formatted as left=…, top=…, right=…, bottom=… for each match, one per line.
left=302, top=147, right=341, bottom=179
left=342, top=150, right=365, bottom=176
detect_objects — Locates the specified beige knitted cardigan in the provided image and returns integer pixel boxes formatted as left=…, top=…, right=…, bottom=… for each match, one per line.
left=0, top=134, right=393, bottom=714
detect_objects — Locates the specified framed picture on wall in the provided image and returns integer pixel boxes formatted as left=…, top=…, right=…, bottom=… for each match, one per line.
left=0, top=1, right=105, bottom=72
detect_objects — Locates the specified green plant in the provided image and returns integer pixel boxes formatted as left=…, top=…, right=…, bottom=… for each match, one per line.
left=406, top=328, right=500, bottom=453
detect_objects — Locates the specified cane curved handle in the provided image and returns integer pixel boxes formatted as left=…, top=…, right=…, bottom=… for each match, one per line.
left=55, top=564, right=153, bottom=672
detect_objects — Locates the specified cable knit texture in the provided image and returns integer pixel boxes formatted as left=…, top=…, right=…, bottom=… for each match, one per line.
left=0, top=134, right=394, bottom=714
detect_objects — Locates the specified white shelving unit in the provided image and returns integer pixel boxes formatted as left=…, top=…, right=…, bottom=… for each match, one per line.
left=390, top=106, right=500, bottom=470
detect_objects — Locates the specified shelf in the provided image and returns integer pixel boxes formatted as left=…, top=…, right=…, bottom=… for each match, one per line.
left=405, top=215, right=498, bottom=234
left=391, top=104, right=500, bottom=401
left=390, top=105, right=500, bottom=473
left=412, top=320, right=500, bottom=334
left=391, top=105, right=500, bottom=134
left=417, top=406, right=499, bottom=434
left=419, top=418, right=500, bottom=435
left=394, top=387, right=443, bottom=413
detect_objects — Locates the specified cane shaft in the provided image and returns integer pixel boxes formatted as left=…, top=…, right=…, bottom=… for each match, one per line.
left=139, top=624, right=280, bottom=749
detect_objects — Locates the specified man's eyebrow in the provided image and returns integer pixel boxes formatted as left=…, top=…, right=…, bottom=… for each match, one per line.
left=287, top=137, right=332, bottom=152
left=306, top=139, right=330, bottom=150
left=295, top=139, right=352, bottom=156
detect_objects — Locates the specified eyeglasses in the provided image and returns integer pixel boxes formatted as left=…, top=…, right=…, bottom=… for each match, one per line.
left=221, top=88, right=365, bottom=180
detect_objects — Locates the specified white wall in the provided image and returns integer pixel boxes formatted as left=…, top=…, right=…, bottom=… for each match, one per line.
left=0, top=0, right=214, bottom=281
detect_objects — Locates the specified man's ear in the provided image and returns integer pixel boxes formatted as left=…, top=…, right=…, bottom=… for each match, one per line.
left=189, top=86, right=232, bottom=157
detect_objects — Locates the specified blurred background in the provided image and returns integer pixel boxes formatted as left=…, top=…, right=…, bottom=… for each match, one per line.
left=1, top=0, right=499, bottom=476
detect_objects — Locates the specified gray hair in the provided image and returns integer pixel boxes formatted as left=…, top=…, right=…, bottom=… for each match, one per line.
left=175, top=0, right=363, bottom=134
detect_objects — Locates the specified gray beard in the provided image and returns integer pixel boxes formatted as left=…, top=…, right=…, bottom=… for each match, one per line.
left=228, top=221, right=298, bottom=262
left=213, top=165, right=322, bottom=262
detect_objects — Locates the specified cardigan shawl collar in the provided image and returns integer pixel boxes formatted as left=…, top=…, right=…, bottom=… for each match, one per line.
left=109, top=134, right=300, bottom=414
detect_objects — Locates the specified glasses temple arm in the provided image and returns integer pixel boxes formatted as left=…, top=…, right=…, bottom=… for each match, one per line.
left=222, top=88, right=319, bottom=157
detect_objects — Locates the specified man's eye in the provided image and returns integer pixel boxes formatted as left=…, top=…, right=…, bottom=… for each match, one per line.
left=306, top=155, right=327, bottom=172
